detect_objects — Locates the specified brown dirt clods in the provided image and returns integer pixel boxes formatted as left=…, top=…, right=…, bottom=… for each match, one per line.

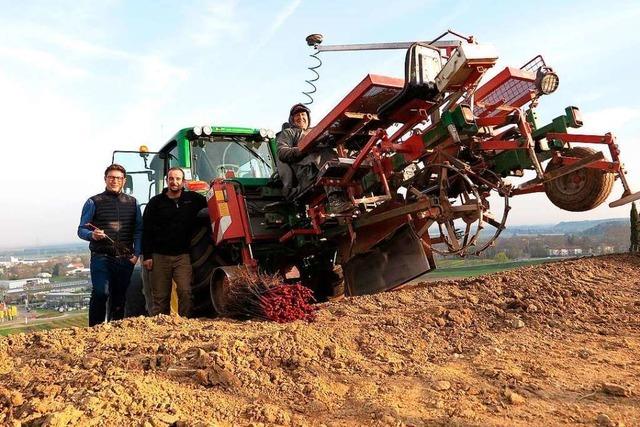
left=1, top=254, right=640, bottom=426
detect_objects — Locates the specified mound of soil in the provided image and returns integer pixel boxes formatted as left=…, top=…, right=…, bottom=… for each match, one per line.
left=1, top=254, right=639, bottom=426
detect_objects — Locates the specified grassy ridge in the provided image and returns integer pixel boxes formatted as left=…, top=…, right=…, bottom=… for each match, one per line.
left=0, top=312, right=88, bottom=336
left=424, top=258, right=553, bottom=279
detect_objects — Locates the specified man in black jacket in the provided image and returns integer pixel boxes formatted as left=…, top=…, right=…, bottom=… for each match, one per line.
left=78, top=164, right=142, bottom=326
left=276, top=103, right=353, bottom=213
left=142, top=167, right=207, bottom=316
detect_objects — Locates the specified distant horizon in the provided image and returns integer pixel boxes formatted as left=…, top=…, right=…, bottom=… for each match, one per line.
left=0, top=216, right=630, bottom=252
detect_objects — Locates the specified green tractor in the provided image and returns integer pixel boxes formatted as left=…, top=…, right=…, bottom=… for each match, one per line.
left=116, top=125, right=347, bottom=317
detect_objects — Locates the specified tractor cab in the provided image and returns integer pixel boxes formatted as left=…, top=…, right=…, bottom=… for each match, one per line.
left=111, top=126, right=280, bottom=208
left=188, top=128, right=276, bottom=182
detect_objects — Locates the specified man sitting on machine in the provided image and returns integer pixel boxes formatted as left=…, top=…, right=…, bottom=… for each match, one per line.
left=276, top=103, right=353, bottom=214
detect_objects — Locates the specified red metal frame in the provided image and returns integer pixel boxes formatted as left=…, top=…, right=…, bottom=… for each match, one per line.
left=511, top=184, right=544, bottom=196
left=278, top=205, right=323, bottom=243
left=340, top=130, right=385, bottom=185
left=475, top=140, right=524, bottom=151
left=559, top=156, right=620, bottom=172
left=298, top=74, right=404, bottom=153
left=546, top=132, right=622, bottom=170
left=474, top=67, right=537, bottom=117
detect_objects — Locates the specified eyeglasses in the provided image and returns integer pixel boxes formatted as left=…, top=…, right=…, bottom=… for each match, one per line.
left=106, top=176, right=125, bottom=181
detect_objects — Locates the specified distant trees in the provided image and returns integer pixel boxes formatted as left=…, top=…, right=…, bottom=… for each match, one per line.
left=631, top=202, right=639, bottom=252
left=494, top=252, right=509, bottom=262
left=529, top=240, right=548, bottom=258
left=52, top=263, right=65, bottom=277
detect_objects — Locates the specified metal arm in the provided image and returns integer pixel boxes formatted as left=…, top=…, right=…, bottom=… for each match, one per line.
left=314, top=40, right=461, bottom=52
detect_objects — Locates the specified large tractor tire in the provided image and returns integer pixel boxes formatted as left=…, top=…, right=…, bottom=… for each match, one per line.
left=189, top=225, right=218, bottom=317
left=544, top=147, right=615, bottom=212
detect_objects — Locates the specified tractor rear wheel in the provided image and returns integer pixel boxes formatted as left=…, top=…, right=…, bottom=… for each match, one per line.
left=544, top=147, right=614, bottom=212
left=189, top=225, right=218, bottom=317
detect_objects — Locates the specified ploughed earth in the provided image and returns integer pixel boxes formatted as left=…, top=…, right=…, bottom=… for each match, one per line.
left=1, top=254, right=640, bottom=426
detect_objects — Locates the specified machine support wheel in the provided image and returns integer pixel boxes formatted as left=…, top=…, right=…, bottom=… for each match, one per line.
left=544, top=147, right=615, bottom=212
left=210, top=267, right=238, bottom=316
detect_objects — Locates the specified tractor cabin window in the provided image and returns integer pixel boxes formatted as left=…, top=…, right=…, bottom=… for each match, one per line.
left=191, top=136, right=274, bottom=181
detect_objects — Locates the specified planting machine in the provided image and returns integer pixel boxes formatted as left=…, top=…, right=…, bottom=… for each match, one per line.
left=116, top=31, right=639, bottom=316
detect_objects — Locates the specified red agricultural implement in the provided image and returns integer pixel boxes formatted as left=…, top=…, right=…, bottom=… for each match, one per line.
left=277, top=30, right=640, bottom=295
left=115, top=30, right=640, bottom=316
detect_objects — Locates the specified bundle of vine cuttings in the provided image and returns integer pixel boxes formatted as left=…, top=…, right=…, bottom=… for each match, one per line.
left=223, top=268, right=317, bottom=322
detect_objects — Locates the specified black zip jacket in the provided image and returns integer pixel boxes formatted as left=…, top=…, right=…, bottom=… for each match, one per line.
left=142, top=189, right=207, bottom=259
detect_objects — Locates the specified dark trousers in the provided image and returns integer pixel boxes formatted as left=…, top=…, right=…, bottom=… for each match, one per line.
left=291, top=147, right=339, bottom=196
left=148, top=253, right=192, bottom=317
left=89, top=254, right=135, bottom=326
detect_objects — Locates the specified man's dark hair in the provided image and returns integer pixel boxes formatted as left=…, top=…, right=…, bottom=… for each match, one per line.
left=167, top=167, right=185, bottom=179
left=104, top=164, right=126, bottom=177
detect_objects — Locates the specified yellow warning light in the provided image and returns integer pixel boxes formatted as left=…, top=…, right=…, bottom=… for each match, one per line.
left=139, top=145, right=149, bottom=153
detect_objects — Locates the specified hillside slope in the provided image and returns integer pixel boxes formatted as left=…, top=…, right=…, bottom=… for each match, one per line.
left=1, top=254, right=639, bottom=426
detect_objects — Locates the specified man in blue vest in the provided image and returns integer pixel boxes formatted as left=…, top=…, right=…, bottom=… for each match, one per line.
left=77, top=164, right=142, bottom=326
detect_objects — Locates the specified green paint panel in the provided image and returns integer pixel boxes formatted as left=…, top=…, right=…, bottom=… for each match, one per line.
left=178, top=137, right=190, bottom=168
left=532, top=106, right=583, bottom=141
left=233, top=177, right=271, bottom=186
left=492, top=149, right=532, bottom=176
left=422, top=123, right=448, bottom=148
left=209, top=126, right=260, bottom=135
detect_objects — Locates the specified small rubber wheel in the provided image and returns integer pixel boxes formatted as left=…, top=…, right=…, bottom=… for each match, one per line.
left=544, top=147, right=614, bottom=212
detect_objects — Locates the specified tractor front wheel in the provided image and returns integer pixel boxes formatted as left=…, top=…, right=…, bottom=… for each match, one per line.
left=544, top=147, right=614, bottom=212
left=189, top=225, right=218, bottom=317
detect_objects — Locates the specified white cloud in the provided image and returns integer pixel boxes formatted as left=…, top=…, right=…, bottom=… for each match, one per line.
left=135, top=55, right=190, bottom=94
left=581, top=108, right=640, bottom=135
left=0, top=46, right=88, bottom=78
left=187, top=0, right=246, bottom=47
left=4, top=22, right=132, bottom=61
left=257, top=0, right=302, bottom=49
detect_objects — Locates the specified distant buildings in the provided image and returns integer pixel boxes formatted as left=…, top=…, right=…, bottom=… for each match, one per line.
left=45, top=291, right=90, bottom=308
left=547, top=248, right=583, bottom=257
left=0, top=256, right=50, bottom=268
left=1, top=278, right=90, bottom=305
left=0, top=277, right=50, bottom=290
left=65, top=262, right=89, bottom=276
left=546, top=245, right=614, bottom=257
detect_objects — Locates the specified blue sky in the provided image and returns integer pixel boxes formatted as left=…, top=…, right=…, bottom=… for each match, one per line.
left=1, top=0, right=640, bottom=247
